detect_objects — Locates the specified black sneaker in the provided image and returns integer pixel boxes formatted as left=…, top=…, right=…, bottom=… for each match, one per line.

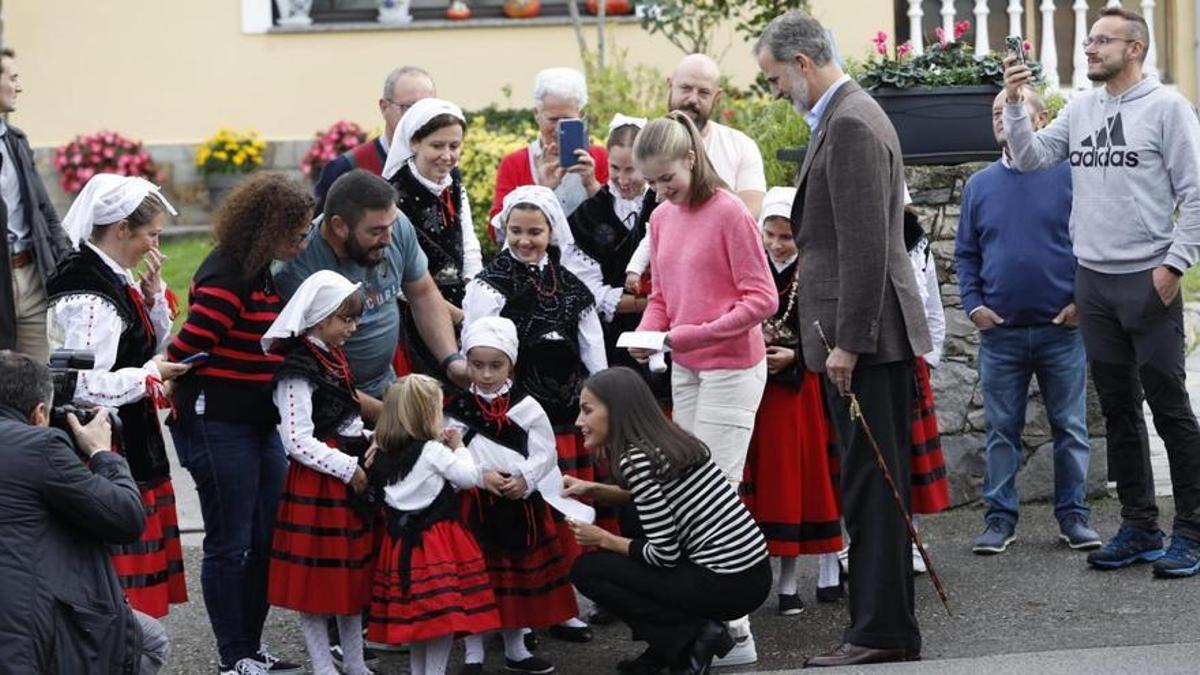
left=616, top=647, right=667, bottom=674
left=253, top=646, right=303, bottom=674
left=524, top=631, right=539, bottom=652
left=972, top=518, right=1016, bottom=555
left=505, top=656, right=555, bottom=673
left=547, top=623, right=593, bottom=643
left=1087, top=524, right=1165, bottom=569
left=815, top=580, right=844, bottom=603
left=587, top=605, right=618, bottom=625
left=1152, top=533, right=1200, bottom=578
left=777, top=593, right=804, bottom=616
left=1058, top=514, right=1103, bottom=550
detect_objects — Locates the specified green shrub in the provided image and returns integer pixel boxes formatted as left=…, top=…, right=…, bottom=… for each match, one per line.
left=720, top=96, right=811, bottom=188
left=581, top=48, right=667, bottom=132
left=460, top=116, right=539, bottom=258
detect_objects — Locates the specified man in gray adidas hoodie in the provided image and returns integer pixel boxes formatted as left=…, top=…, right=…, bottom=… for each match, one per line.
left=1003, top=6, right=1200, bottom=578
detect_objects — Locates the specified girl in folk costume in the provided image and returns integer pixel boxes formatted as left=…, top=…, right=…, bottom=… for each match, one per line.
left=448, top=317, right=586, bottom=674
left=739, top=188, right=843, bottom=616
left=262, top=271, right=375, bottom=675
left=367, top=373, right=501, bottom=675
left=465, top=186, right=607, bottom=572
left=46, top=174, right=192, bottom=618
left=381, top=97, right=482, bottom=376
left=905, top=206, right=950, bottom=571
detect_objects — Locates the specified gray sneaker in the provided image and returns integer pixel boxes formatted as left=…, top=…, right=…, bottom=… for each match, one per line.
left=973, top=518, right=1016, bottom=555
left=1059, top=514, right=1102, bottom=550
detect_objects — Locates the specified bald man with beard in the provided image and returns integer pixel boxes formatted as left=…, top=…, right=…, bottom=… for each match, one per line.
left=668, top=54, right=767, bottom=218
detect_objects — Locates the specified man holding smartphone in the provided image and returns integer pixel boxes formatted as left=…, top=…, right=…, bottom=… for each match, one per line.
left=1003, top=7, right=1200, bottom=578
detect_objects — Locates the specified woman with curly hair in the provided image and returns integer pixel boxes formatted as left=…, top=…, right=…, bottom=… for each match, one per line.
left=165, top=172, right=313, bottom=675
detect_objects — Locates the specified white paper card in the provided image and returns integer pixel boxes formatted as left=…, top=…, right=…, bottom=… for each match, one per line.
left=617, top=331, right=669, bottom=351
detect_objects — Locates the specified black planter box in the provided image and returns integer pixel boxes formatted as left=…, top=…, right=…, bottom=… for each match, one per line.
left=870, top=84, right=1002, bottom=165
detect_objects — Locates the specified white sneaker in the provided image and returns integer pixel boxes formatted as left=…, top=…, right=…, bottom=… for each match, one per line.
left=912, top=542, right=928, bottom=575
left=711, top=632, right=757, bottom=668
left=232, top=659, right=269, bottom=675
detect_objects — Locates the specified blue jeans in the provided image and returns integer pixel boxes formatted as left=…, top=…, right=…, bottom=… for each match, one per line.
left=978, top=324, right=1090, bottom=526
left=172, top=417, right=287, bottom=665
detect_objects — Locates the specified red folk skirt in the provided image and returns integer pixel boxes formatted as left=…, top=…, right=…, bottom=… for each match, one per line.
left=554, top=431, right=601, bottom=564
left=910, top=357, right=950, bottom=514
left=368, top=520, right=501, bottom=644
left=269, top=462, right=375, bottom=615
left=742, top=374, right=843, bottom=557
left=111, top=478, right=188, bottom=618
left=462, top=490, right=578, bottom=629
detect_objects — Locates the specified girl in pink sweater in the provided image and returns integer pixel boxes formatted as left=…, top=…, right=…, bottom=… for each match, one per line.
left=627, top=111, right=777, bottom=666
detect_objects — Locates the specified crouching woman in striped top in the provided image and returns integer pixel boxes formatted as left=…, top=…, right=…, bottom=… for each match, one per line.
left=565, top=367, right=770, bottom=675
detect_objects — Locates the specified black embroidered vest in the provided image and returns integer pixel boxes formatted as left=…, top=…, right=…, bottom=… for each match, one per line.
left=443, top=388, right=531, bottom=457
left=391, top=164, right=467, bottom=306
left=46, top=246, right=169, bottom=484
left=475, top=248, right=595, bottom=429
left=568, top=185, right=657, bottom=289
left=273, top=338, right=365, bottom=455
left=766, top=259, right=802, bottom=389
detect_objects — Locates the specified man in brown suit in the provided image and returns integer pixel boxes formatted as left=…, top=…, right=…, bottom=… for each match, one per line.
left=756, top=10, right=931, bottom=668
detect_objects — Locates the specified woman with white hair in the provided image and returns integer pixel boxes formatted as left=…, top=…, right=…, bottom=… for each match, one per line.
left=487, top=67, right=609, bottom=242
left=45, top=174, right=193, bottom=620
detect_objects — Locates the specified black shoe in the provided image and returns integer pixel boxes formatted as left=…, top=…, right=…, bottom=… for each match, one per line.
left=671, top=620, right=734, bottom=675
left=524, top=631, right=539, bottom=652
left=778, top=593, right=804, bottom=616
left=617, top=647, right=667, bottom=675
left=588, top=606, right=618, bottom=625
left=815, top=582, right=844, bottom=603
left=548, top=623, right=593, bottom=643
left=505, top=656, right=555, bottom=673
left=459, top=664, right=484, bottom=675
left=253, top=646, right=303, bottom=674
left=803, top=642, right=919, bottom=668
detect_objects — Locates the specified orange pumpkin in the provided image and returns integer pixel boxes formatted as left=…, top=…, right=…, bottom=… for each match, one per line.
left=446, top=0, right=471, bottom=20
left=503, top=0, right=540, bottom=18
left=586, top=0, right=632, bottom=15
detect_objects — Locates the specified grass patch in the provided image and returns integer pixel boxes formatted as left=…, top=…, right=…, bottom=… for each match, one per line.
left=160, top=235, right=213, bottom=331
left=1185, top=264, right=1200, bottom=300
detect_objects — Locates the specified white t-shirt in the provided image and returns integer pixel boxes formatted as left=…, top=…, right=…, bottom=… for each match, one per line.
left=703, top=122, right=766, bottom=195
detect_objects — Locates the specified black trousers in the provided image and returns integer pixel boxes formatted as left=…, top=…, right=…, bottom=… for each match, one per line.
left=823, top=359, right=921, bottom=652
left=571, top=552, right=771, bottom=665
left=1076, top=266, right=1200, bottom=538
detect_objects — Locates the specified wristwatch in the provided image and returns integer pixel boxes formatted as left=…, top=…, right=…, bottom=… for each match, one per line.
left=439, top=352, right=465, bottom=371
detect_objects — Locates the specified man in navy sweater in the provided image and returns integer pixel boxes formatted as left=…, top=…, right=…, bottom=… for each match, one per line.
left=956, top=87, right=1101, bottom=555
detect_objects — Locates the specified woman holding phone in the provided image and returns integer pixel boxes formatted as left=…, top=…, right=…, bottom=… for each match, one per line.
left=488, top=67, right=608, bottom=241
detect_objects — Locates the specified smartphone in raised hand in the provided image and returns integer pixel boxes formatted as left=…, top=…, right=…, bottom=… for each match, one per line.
left=1004, top=35, right=1026, bottom=65
left=557, top=118, right=586, bottom=168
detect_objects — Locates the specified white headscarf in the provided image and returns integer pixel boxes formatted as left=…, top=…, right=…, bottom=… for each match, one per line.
left=62, top=174, right=178, bottom=248
left=758, top=186, right=797, bottom=231
left=261, top=270, right=361, bottom=353
left=381, top=97, right=466, bottom=181
left=461, top=315, right=519, bottom=365
left=491, top=185, right=580, bottom=255
left=607, top=113, right=647, bottom=133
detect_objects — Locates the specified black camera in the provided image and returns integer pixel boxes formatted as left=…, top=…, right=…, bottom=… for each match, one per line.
left=48, top=350, right=122, bottom=449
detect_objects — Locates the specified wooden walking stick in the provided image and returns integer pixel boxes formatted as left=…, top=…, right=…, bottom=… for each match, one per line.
left=815, top=321, right=952, bottom=615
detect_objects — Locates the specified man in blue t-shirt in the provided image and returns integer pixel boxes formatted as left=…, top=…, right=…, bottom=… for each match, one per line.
left=276, top=169, right=467, bottom=417
left=956, top=87, right=1099, bottom=557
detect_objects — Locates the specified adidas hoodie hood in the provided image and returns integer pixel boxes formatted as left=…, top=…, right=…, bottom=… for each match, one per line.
left=1003, top=76, right=1200, bottom=274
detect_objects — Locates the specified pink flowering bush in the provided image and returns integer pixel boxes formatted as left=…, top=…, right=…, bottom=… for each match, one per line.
left=300, top=120, right=369, bottom=179
left=858, top=20, right=1043, bottom=90
left=53, top=131, right=160, bottom=193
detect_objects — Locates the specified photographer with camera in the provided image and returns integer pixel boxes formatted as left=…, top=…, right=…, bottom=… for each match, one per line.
left=45, top=174, right=193, bottom=619
left=0, top=350, right=169, bottom=674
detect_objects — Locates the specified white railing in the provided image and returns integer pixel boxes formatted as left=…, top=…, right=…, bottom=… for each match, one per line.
left=903, top=0, right=1162, bottom=90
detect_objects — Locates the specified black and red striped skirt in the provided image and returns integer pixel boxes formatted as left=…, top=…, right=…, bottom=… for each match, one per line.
left=368, top=520, right=501, bottom=644
left=910, top=357, right=950, bottom=514
left=111, top=478, right=188, bottom=618
left=742, top=375, right=843, bottom=556
left=463, top=490, right=578, bottom=629
left=269, top=462, right=375, bottom=615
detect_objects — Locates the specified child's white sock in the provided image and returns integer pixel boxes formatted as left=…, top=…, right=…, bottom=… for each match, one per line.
left=818, top=552, right=841, bottom=589
left=463, top=633, right=485, bottom=665
left=300, top=612, right=336, bottom=675
left=336, top=613, right=367, bottom=675
left=502, top=628, right=533, bottom=662
left=777, top=556, right=799, bottom=596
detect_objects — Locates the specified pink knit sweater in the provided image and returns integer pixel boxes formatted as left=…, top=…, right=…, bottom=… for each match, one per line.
left=637, top=189, right=778, bottom=371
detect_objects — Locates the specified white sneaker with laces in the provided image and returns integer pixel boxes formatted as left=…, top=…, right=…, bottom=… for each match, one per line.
left=233, top=658, right=269, bottom=675
left=711, top=632, right=757, bottom=668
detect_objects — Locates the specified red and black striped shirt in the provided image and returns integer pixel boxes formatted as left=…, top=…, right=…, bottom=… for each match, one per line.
left=167, top=248, right=283, bottom=426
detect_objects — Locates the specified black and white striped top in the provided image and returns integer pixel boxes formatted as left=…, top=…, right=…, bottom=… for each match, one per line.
left=622, top=447, right=767, bottom=573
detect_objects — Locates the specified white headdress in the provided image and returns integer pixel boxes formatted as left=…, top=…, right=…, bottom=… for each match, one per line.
left=758, top=186, right=797, bottom=231
left=62, top=174, right=178, bottom=248
left=491, top=185, right=579, bottom=253
left=381, top=97, right=466, bottom=181
left=607, top=113, right=648, bottom=133
left=461, top=316, right=519, bottom=365
left=261, top=270, right=362, bottom=353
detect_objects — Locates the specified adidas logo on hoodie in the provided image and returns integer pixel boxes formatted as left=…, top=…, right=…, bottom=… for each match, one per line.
left=1069, top=112, right=1141, bottom=168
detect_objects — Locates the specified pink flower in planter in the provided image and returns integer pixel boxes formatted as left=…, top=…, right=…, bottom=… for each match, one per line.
left=1023, top=40, right=1032, bottom=54
left=954, top=20, right=970, bottom=40
left=897, top=41, right=913, bottom=58
left=873, top=30, right=889, bottom=56
left=935, top=26, right=947, bottom=46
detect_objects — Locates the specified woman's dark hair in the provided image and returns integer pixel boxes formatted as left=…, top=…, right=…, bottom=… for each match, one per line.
left=92, top=193, right=169, bottom=242
left=606, top=123, right=641, bottom=151
left=212, top=172, right=315, bottom=280
left=583, top=367, right=709, bottom=486
left=411, top=113, right=467, bottom=144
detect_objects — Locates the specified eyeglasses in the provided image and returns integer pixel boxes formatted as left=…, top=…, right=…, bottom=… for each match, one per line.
left=384, top=99, right=414, bottom=115
left=1082, top=35, right=1137, bottom=49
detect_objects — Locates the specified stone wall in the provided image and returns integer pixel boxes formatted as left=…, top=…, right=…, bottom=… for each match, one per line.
left=905, top=163, right=1110, bottom=508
